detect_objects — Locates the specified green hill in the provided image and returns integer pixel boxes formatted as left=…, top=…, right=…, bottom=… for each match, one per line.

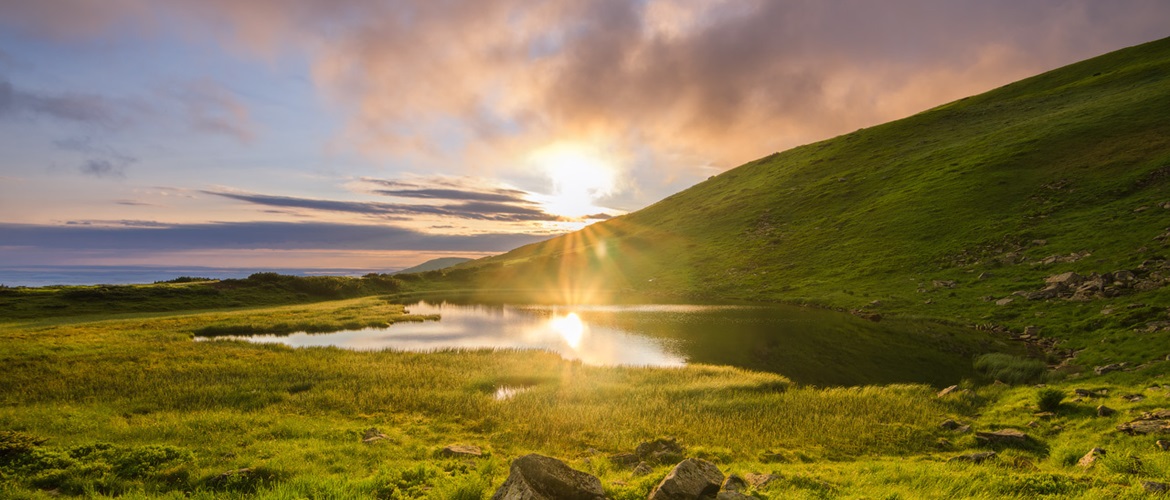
left=394, top=257, right=473, bottom=275
left=456, top=37, right=1170, bottom=370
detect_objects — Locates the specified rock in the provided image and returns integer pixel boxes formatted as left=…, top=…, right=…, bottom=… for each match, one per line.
left=977, top=272, right=993, bottom=280
left=1097, top=405, right=1116, bottom=417
left=940, top=419, right=962, bottom=430
left=1046, top=272, right=1083, bottom=285
left=1077, top=448, right=1106, bottom=468
left=1033, top=412, right=1056, bottom=420
left=1117, top=410, right=1170, bottom=435
left=1024, top=326, right=1040, bottom=336
left=947, top=451, right=997, bottom=464
left=975, top=429, right=1029, bottom=445
left=1074, top=388, right=1094, bottom=398
left=633, top=462, right=654, bottom=477
left=722, top=475, right=748, bottom=492
left=1094, top=363, right=1126, bottom=375
left=649, top=458, right=724, bottom=500
left=1144, top=482, right=1169, bottom=493
left=955, top=425, right=972, bottom=434
left=933, top=280, right=957, bottom=289
left=1026, top=420, right=1040, bottom=428
left=743, top=473, right=779, bottom=489
left=609, top=453, right=639, bottom=467
left=441, top=444, right=483, bottom=458
left=716, top=492, right=757, bottom=500
left=636, top=438, right=685, bottom=465
left=490, top=454, right=606, bottom=500
left=1123, top=394, right=1146, bottom=402
left=937, top=385, right=959, bottom=398
left=362, top=427, right=388, bottom=443
left=995, top=298, right=1014, bottom=306
left=1156, top=440, right=1169, bottom=451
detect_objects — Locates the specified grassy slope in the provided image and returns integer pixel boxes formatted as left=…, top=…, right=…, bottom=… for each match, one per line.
left=460, top=36, right=1170, bottom=370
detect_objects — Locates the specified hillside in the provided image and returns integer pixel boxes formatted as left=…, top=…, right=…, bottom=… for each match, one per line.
left=457, top=37, right=1170, bottom=370
left=394, top=257, right=473, bottom=275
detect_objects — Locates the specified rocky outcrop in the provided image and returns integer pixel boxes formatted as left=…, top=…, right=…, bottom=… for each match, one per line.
left=1117, top=409, right=1170, bottom=435
left=975, top=429, right=1029, bottom=445
left=649, top=458, right=724, bottom=500
left=490, top=454, right=606, bottom=500
left=440, top=444, right=483, bottom=458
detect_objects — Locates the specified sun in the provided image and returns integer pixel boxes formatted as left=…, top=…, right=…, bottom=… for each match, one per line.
left=549, top=312, right=586, bottom=349
left=531, top=143, right=618, bottom=219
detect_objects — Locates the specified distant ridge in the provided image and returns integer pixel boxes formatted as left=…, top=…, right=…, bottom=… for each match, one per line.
left=395, top=257, right=473, bottom=275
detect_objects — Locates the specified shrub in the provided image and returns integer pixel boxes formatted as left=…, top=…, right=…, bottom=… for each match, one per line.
left=973, top=353, right=1048, bottom=384
left=1037, top=388, right=1064, bottom=412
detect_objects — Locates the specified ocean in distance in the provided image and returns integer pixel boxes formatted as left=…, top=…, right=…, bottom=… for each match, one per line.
left=0, top=266, right=393, bottom=288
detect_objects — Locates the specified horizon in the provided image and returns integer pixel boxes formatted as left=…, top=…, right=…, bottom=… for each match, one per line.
left=2, top=1, right=1169, bottom=269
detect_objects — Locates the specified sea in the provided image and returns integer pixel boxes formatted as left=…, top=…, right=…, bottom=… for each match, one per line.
left=0, top=266, right=393, bottom=288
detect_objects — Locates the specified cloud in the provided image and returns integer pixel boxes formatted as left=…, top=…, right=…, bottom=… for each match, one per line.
left=53, top=136, right=138, bottom=178
left=362, top=177, right=535, bottom=204
left=166, top=79, right=257, bottom=142
left=0, top=221, right=549, bottom=252
left=204, top=189, right=562, bottom=222
left=0, top=78, right=125, bottom=127
left=4, top=0, right=1170, bottom=180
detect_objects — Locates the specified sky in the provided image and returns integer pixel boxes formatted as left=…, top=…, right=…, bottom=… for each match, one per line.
left=1, top=1, right=1168, bottom=270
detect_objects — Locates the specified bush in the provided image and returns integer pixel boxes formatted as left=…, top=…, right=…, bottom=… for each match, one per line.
left=1037, top=388, right=1064, bottom=412
left=974, top=353, right=1048, bottom=384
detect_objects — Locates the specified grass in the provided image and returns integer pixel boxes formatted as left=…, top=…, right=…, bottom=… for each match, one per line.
left=2, top=296, right=1170, bottom=498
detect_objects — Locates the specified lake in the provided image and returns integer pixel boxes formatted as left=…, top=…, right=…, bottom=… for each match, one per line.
left=200, top=298, right=1013, bottom=387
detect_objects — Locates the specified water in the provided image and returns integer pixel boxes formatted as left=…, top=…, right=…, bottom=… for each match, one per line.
left=200, top=299, right=1004, bottom=386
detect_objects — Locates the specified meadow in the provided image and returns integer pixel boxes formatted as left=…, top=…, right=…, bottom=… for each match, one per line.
left=1, top=291, right=1169, bottom=499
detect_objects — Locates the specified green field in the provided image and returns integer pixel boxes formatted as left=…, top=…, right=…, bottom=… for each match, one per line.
left=4, top=37, right=1170, bottom=499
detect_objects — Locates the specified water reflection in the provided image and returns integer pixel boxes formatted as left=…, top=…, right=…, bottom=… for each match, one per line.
left=202, top=301, right=688, bottom=367
left=199, top=299, right=1011, bottom=386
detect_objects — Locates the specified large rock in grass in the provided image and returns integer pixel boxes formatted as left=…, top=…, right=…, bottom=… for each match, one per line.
left=490, top=454, right=605, bottom=500
left=1117, top=409, right=1170, bottom=435
left=440, top=444, right=483, bottom=458
left=636, top=438, right=685, bottom=465
left=649, top=458, right=724, bottom=500
left=975, top=429, right=1029, bottom=445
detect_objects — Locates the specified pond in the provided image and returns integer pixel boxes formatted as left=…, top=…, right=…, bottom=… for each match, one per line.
left=200, top=299, right=1012, bottom=387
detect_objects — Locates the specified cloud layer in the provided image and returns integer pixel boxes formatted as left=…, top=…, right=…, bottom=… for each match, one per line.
left=4, top=0, right=1168, bottom=179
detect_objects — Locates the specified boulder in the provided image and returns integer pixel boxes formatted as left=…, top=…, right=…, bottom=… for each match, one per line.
left=995, top=298, right=1014, bottom=306
left=633, top=462, right=653, bottom=477
left=635, top=438, right=685, bottom=465
left=609, top=453, right=639, bottom=467
left=743, top=473, right=779, bottom=489
left=440, top=444, right=483, bottom=458
left=490, top=454, right=606, bottom=500
left=937, top=385, right=959, bottom=398
left=940, top=419, right=962, bottom=430
left=947, top=451, right=997, bottom=464
left=1123, top=394, right=1146, bottom=402
left=1157, top=440, right=1170, bottom=451
left=722, top=474, right=748, bottom=492
left=1097, top=405, right=1116, bottom=417
left=975, top=429, right=1028, bottom=445
left=649, top=458, right=724, bottom=500
left=1077, top=448, right=1106, bottom=468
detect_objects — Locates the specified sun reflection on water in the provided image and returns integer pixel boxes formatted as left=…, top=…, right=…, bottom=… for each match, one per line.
left=549, top=312, right=586, bottom=349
